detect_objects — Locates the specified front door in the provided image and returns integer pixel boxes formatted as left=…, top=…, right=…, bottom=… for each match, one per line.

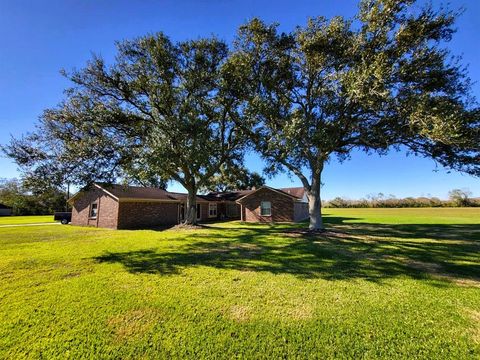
left=196, top=204, right=201, bottom=221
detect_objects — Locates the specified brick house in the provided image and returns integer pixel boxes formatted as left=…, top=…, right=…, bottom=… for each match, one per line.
left=236, top=186, right=309, bottom=223
left=68, top=183, right=307, bottom=229
left=68, top=183, right=248, bottom=229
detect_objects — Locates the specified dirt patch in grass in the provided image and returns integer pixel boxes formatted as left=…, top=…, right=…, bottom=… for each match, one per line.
left=107, top=308, right=162, bottom=341
left=61, top=271, right=82, bottom=279
left=452, top=278, right=480, bottom=288
left=407, top=260, right=443, bottom=273
left=61, top=266, right=93, bottom=280
left=227, top=303, right=314, bottom=322
left=171, top=224, right=204, bottom=230
left=281, top=229, right=350, bottom=239
left=229, top=243, right=263, bottom=257
left=407, top=260, right=480, bottom=288
left=229, top=305, right=250, bottom=322
left=287, top=304, right=313, bottom=320
left=465, top=309, right=480, bottom=344
left=195, top=243, right=263, bottom=258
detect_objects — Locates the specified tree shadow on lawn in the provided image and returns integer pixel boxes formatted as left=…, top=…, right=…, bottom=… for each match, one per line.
left=94, top=215, right=480, bottom=285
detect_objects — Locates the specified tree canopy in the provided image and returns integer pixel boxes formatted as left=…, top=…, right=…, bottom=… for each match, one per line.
left=200, top=164, right=265, bottom=192
left=3, top=0, right=479, bottom=229
left=4, top=34, right=245, bottom=224
left=448, top=188, right=473, bottom=207
left=226, top=0, right=479, bottom=229
left=0, top=178, right=67, bottom=215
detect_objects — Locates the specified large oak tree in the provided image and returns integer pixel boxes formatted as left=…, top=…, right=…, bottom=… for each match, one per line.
left=4, top=34, right=245, bottom=224
left=227, top=0, right=479, bottom=230
left=200, top=164, right=265, bottom=192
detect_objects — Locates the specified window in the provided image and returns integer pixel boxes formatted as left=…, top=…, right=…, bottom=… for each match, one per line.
left=89, top=202, right=98, bottom=218
left=209, top=203, right=217, bottom=218
left=260, top=201, right=271, bottom=216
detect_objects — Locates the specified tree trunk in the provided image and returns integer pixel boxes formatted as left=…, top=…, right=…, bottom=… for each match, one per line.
left=307, top=169, right=324, bottom=231
left=65, top=182, right=70, bottom=212
left=184, top=188, right=197, bottom=225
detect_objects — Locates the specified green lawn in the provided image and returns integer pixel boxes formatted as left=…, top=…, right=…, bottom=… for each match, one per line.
left=0, top=208, right=479, bottom=359
left=0, top=215, right=54, bottom=225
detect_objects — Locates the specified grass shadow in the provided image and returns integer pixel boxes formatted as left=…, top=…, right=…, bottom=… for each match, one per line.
left=94, top=215, right=480, bottom=285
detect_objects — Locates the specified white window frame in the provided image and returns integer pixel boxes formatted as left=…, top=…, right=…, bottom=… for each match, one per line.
left=89, top=202, right=98, bottom=219
left=208, top=203, right=217, bottom=218
left=260, top=201, right=271, bottom=216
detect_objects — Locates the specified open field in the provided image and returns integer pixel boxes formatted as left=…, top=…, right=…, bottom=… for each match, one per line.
left=0, top=215, right=54, bottom=225
left=0, top=208, right=479, bottom=359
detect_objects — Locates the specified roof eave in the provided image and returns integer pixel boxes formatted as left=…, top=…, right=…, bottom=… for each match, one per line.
left=236, top=186, right=299, bottom=203
left=67, top=182, right=120, bottom=204
left=118, top=198, right=180, bottom=203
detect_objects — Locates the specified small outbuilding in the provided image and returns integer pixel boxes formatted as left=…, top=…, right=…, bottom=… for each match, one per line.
left=236, top=186, right=309, bottom=223
left=0, top=203, right=12, bottom=216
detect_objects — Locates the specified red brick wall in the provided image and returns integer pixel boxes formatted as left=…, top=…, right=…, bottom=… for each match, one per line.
left=117, top=202, right=179, bottom=229
left=225, top=202, right=240, bottom=219
left=212, top=202, right=240, bottom=220
left=216, top=203, right=225, bottom=219
left=72, top=190, right=243, bottom=229
left=71, top=188, right=119, bottom=229
left=239, top=188, right=295, bottom=223
left=178, top=202, right=208, bottom=222
left=200, top=202, right=220, bottom=221
left=178, top=201, right=240, bottom=222
left=199, top=203, right=208, bottom=221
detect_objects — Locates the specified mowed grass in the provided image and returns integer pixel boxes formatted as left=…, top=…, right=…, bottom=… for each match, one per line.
left=0, top=208, right=479, bottom=359
left=0, top=215, right=54, bottom=225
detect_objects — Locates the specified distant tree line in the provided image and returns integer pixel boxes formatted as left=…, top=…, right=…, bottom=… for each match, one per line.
left=325, top=189, right=479, bottom=208
left=0, top=178, right=67, bottom=215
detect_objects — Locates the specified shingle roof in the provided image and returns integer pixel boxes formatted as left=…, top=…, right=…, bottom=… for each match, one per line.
left=279, top=187, right=305, bottom=200
left=69, top=183, right=306, bottom=204
left=166, top=192, right=211, bottom=202
left=74, top=183, right=219, bottom=203
left=99, top=184, right=306, bottom=202
left=0, top=203, right=12, bottom=209
left=99, top=184, right=180, bottom=201
left=204, top=190, right=254, bottom=202
left=236, top=186, right=306, bottom=203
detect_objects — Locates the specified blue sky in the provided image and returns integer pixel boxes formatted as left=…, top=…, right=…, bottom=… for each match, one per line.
left=0, top=0, right=479, bottom=200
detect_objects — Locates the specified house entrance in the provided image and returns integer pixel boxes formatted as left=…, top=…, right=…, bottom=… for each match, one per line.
left=179, top=203, right=201, bottom=222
